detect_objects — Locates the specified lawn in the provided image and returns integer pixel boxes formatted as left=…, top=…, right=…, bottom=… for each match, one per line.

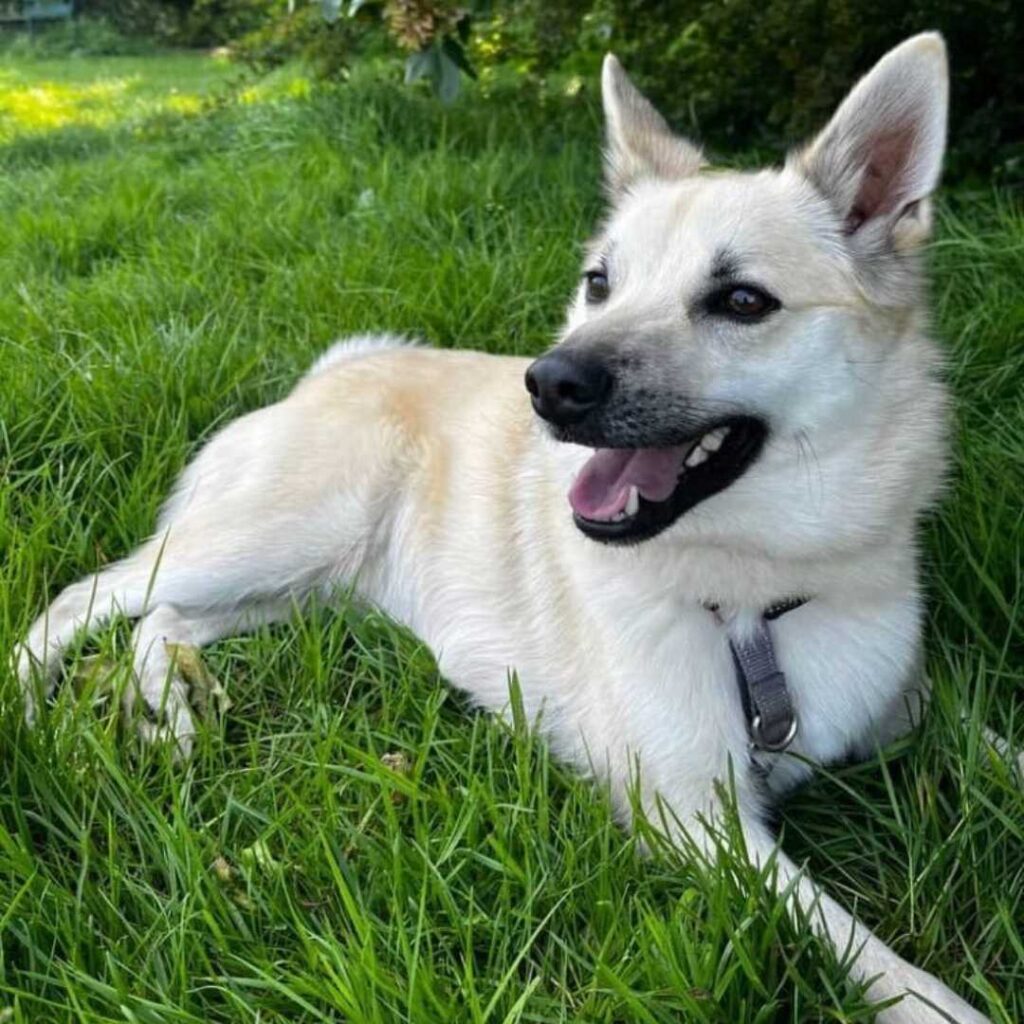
left=1, top=51, right=1022, bottom=1024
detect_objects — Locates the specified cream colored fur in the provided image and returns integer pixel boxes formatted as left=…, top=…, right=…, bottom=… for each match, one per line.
left=16, top=33, right=999, bottom=1023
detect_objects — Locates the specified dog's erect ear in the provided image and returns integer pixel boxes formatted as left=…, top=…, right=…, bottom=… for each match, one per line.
left=792, top=32, right=948, bottom=249
left=601, top=54, right=703, bottom=194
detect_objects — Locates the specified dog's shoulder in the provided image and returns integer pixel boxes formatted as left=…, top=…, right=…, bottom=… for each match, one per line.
left=304, top=333, right=418, bottom=378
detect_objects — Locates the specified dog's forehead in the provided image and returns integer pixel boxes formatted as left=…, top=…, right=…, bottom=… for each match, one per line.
left=603, top=170, right=847, bottom=291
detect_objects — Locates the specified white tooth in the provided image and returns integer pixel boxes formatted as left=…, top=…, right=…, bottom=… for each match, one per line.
left=686, top=445, right=709, bottom=467
left=625, top=486, right=639, bottom=517
left=701, top=427, right=728, bottom=452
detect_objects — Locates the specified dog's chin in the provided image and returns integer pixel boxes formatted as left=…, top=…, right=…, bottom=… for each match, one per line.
left=558, top=416, right=768, bottom=545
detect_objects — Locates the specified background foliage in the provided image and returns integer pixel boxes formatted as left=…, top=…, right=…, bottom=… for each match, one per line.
left=50, top=0, right=1022, bottom=180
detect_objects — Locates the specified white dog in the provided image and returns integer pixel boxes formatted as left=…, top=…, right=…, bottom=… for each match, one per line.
left=17, top=32, right=994, bottom=1022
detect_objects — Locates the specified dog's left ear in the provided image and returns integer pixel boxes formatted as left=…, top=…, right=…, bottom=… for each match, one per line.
left=792, top=32, right=948, bottom=251
left=790, top=33, right=950, bottom=249
left=602, top=54, right=703, bottom=195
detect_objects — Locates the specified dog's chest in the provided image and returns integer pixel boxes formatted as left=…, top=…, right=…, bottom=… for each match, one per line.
left=375, top=479, right=922, bottom=813
left=406, top=561, right=923, bottom=809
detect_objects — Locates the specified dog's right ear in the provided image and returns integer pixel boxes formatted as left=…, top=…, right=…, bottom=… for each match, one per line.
left=790, top=33, right=948, bottom=251
left=601, top=54, right=703, bottom=195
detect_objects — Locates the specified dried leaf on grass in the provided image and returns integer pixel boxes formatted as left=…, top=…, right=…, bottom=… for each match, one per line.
left=381, top=750, right=413, bottom=805
left=381, top=751, right=411, bottom=775
left=210, top=855, right=253, bottom=910
left=165, top=642, right=232, bottom=719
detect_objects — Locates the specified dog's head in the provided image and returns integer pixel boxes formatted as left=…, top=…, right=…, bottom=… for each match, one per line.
left=526, top=34, right=950, bottom=553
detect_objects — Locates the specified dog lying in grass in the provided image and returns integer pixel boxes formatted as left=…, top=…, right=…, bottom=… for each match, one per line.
left=17, top=32, right=996, bottom=1023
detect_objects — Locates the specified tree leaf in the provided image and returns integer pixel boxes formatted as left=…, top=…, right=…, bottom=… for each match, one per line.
left=320, top=0, right=343, bottom=23
left=442, top=36, right=476, bottom=79
left=405, top=46, right=439, bottom=85
left=347, top=0, right=381, bottom=17
left=437, top=46, right=462, bottom=104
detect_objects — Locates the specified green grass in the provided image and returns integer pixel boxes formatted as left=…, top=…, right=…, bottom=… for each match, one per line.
left=1, top=52, right=1022, bottom=1024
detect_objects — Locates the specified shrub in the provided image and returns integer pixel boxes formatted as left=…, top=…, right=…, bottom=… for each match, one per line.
left=75, top=0, right=266, bottom=46
left=76, top=0, right=184, bottom=40
left=602, top=0, right=1022, bottom=180
left=64, top=0, right=1024, bottom=179
left=426, top=0, right=1021, bottom=179
left=0, top=16, right=156, bottom=57
left=177, top=0, right=275, bottom=47
left=230, top=4, right=364, bottom=78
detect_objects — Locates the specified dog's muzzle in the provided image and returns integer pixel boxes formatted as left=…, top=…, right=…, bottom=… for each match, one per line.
left=523, top=352, right=767, bottom=545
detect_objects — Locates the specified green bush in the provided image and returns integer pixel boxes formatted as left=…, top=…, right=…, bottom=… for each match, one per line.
left=283, top=0, right=1024, bottom=178
left=177, top=0, right=276, bottom=47
left=601, top=0, right=1022, bottom=180
left=0, top=16, right=156, bottom=57
left=230, top=4, right=365, bottom=78
left=75, top=0, right=266, bottom=47
left=435, top=0, right=1021, bottom=179
left=62, top=0, right=1024, bottom=179
left=76, top=0, right=184, bottom=40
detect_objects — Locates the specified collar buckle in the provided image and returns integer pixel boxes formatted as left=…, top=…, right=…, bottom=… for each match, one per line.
left=750, top=709, right=799, bottom=752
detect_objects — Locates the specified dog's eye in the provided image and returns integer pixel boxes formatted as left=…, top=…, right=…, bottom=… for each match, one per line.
left=584, top=270, right=610, bottom=304
left=706, top=285, right=780, bottom=321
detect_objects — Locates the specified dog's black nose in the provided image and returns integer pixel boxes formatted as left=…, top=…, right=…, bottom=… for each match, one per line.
left=524, top=353, right=612, bottom=426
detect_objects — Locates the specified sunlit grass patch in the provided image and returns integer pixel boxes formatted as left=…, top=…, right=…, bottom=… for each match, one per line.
left=0, top=53, right=319, bottom=173
left=0, top=76, right=132, bottom=134
left=238, top=74, right=312, bottom=105
left=0, top=53, right=244, bottom=142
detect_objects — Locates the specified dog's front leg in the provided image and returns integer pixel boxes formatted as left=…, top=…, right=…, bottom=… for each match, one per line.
left=128, top=601, right=292, bottom=755
left=741, top=818, right=990, bottom=1024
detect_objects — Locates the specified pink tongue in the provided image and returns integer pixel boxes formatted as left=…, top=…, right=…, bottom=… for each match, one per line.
left=568, top=445, right=689, bottom=520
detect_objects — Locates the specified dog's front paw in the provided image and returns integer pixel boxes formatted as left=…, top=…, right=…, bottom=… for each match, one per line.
left=134, top=693, right=197, bottom=761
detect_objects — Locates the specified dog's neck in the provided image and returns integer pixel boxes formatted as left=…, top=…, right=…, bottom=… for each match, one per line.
left=568, top=528, right=921, bottom=614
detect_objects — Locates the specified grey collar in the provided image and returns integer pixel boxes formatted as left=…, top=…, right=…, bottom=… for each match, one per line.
left=704, top=597, right=809, bottom=752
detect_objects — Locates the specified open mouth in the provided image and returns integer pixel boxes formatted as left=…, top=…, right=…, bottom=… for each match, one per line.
left=568, top=416, right=768, bottom=543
